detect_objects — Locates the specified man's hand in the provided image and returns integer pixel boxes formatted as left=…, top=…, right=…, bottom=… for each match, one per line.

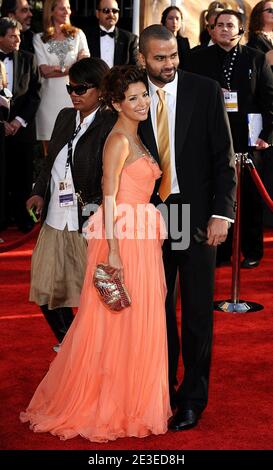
left=3, top=121, right=14, bottom=136
left=206, top=217, right=229, bottom=247
left=255, top=138, right=269, bottom=150
left=9, top=118, right=22, bottom=135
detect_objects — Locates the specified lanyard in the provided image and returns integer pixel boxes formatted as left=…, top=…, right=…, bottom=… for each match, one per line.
left=222, top=46, right=238, bottom=91
left=64, top=123, right=81, bottom=178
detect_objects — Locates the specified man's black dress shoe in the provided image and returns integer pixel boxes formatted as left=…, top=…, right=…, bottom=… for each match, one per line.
left=241, top=258, right=260, bottom=269
left=168, top=408, right=200, bottom=431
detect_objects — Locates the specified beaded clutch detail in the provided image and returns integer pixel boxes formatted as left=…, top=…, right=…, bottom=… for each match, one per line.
left=93, top=264, right=131, bottom=311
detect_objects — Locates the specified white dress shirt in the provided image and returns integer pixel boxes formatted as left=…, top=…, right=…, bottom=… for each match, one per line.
left=46, top=108, right=99, bottom=231
left=99, top=25, right=115, bottom=68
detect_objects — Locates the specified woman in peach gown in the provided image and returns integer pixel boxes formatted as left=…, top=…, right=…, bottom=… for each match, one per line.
left=20, top=65, right=171, bottom=442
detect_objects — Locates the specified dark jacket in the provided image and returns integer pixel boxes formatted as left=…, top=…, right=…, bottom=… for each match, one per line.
left=176, top=35, right=190, bottom=68
left=85, top=24, right=138, bottom=65
left=31, top=107, right=116, bottom=231
left=139, top=70, right=236, bottom=231
left=9, top=49, right=40, bottom=142
left=248, top=33, right=273, bottom=54
left=186, top=44, right=273, bottom=151
left=20, top=29, right=34, bottom=54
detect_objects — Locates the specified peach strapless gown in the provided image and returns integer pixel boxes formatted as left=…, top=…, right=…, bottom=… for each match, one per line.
left=20, top=155, right=172, bottom=442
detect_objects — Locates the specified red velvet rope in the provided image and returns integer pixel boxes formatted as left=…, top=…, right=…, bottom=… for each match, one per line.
left=0, top=224, right=40, bottom=253
left=246, top=163, right=273, bottom=213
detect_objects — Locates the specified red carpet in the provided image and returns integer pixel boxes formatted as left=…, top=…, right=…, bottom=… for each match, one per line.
left=1, top=228, right=273, bottom=451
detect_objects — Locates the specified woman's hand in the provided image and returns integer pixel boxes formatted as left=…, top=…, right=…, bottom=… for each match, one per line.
left=39, top=64, right=67, bottom=78
left=26, top=195, right=44, bottom=216
left=108, top=251, right=124, bottom=282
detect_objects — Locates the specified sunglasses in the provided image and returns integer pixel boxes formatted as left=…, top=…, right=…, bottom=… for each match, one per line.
left=98, top=8, right=120, bottom=14
left=263, top=7, right=273, bottom=13
left=66, top=83, right=95, bottom=95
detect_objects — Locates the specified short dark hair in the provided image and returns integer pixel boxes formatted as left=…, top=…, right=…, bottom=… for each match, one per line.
left=139, top=24, right=174, bottom=55
left=161, top=6, right=183, bottom=26
left=214, top=9, right=243, bottom=27
left=96, top=0, right=119, bottom=9
left=0, top=0, right=17, bottom=17
left=101, top=65, right=147, bottom=110
left=69, top=57, right=109, bottom=88
left=0, top=17, right=21, bottom=37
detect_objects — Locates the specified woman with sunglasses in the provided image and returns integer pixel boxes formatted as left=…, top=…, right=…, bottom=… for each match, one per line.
left=248, top=1, right=273, bottom=64
left=25, top=57, right=115, bottom=351
left=33, top=0, right=90, bottom=156
left=21, top=65, right=171, bottom=443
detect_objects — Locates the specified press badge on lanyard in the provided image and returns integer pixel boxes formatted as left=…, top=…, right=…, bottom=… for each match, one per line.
left=223, top=91, right=238, bottom=113
left=59, top=123, right=81, bottom=207
left=58, top=179, right=74, bottom=207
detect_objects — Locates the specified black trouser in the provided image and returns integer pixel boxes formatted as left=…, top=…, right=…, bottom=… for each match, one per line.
left=160, top=195, right=216, bottom=413
left=40, top=305, right=74, bottom=343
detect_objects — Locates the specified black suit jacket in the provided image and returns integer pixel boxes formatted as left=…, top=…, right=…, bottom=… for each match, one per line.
left=85, top=24, right=138, bottom=65
left=176, top=35, right=190, bottom=69
left=32, top=107, right=116, bottom=231
left=186, top=44, right=273, bottom=151
left=248, top=33, right=272, bottom=54
left=9, top=49, right=40, bottom=142
left=20, top=29, right=34, bottom=54
left=139, top=70, right=236, bottom=231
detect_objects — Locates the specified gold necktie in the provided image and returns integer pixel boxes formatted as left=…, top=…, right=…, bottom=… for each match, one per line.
left=156, top=89, right=171, bottom=201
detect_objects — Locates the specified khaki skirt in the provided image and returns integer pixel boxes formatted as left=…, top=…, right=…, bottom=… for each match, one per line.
left=29, top=223, right=87, bottom=309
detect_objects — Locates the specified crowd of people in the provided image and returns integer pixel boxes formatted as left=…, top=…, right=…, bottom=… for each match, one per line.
left=0, top=0, right=272, bottom=443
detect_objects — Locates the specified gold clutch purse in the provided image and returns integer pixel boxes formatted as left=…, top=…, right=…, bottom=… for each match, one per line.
left=93, top=263, right=131, bottom=312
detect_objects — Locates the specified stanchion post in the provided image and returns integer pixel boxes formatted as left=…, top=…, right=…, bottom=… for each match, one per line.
left=231, top=153, right=243, bottom=304
left=214, top=153, right=263, bottom=313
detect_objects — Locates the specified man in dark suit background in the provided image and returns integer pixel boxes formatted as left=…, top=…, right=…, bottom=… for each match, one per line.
left=84, top=0, right=138, bottom=67
left=138, top=25, right=236, bottom=431
left=0, top=0, right=34, bottom=53
left=187, top=9, right=273, bottom=268
left=0, top=17, right=40, bottom=231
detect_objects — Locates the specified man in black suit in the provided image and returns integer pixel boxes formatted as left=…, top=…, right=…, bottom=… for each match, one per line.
left=0, top=17, right=40, bottom=231
left=84, top=0, right=138, bottom=67
left=138, top=25, right=236, bottom=430
left=187, top=9, right=273, bottom=268
left=0, top=0, right=34, bottom=53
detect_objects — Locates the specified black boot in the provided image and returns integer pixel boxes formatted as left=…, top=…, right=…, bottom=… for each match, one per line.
left=40, top=305, right=74, bottom=342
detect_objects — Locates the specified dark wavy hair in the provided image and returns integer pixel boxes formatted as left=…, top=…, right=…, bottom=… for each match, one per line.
left=249, top=1, right=269, bottom=36
left=101, top=65, right=147, bottom=111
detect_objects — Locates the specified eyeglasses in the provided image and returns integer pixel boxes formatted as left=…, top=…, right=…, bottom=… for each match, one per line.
left=263, top=8, right=273, bottom=13
left=66, top=84, right=95, bottom=95
left=98, top=8, right=120, bottom=14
